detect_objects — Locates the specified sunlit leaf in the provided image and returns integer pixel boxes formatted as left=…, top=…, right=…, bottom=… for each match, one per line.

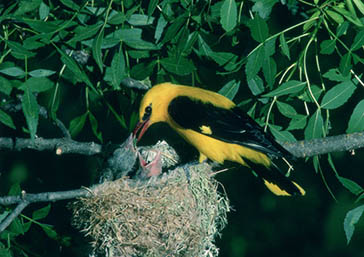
left=304, top=109, right=324, bottom=140
left=347, top=99, right=364, bottom=133
left=29, top=69, right=56, bottom=77
left=247, top=75, right=264, bottom=96
left=344, top=205, right=364, bottom=244
left=220, top=0, right=237, bottom=32
left=321, top=80, right=356, bottom=109
left=320, top=40, right=336, bottom=55
left=279, top=34, right=290, bottom=60
left=263, top=80, right=306, bottom=97
left=248, top=14, right=268, bottom=43
left=218, top=80, right=240, bottom=100
left=246, top=47, right=264, bottom=81
left=276, top=101, right=297, bottom=118
left=160, top=56, right=195, bottom=76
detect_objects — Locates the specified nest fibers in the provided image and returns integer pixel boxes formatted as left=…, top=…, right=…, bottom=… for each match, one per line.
left=70, top=163, right=230, bottom=257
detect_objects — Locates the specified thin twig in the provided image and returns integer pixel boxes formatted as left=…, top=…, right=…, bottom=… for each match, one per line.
left=0, top=201, right=29, bottom=233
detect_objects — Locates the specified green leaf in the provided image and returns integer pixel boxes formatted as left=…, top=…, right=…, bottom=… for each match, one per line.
left=303, top=11, right=320, bottom=32
left=130, top=61, right=156, bottom=80
left=337, top=176, right=363, bottom=195
left=161, top=15, right=187, bottom=44
left=218, top=80, right=240, bottom=100
left=41, top=224, right=58, bottom=239
left=247, top=75, right=264, bottom=96
left=263, top=80, right=306, bottom=97
left=220, top=0, right=237, bottom=32
left=20, top=19, right=60, bottom=33
left=14, top=0, right=41, bottom=16
left=0, top=109, right=16, bottom=129
left=287, top=115, right=307, bottom=131
left=113, top=28, right=159, bottom=50
left=332, top=6, right=364, bottom=27
left=69, top=112, right=88, bottom=138
left=336, top=21, right=349, bottom=37
left=39, top=1, right=49, bottom=19
left=29, top=69, right=56, bottom=77
left=89, top=112, right=103, bottom=142
left=269, top=125, right=296, bottom=142
left=299, top=85, right=323, bottom=103
left=22, top=87, right=39, bottom=139
left=147, top=0, right=159, bottom=17
left=54, top=45, right=96, bottom=92
left=246, top=47, right=264, bottom=81
left=155, top=15, right=168, bottom=42
left=339, top=53, right=352, bottom=76
left=197, top=34, right=213, bottom=56
left=326, top=10, right=344, bottom=24
left=323, top=68, right=350, bottom=82
left=127, top=14, right=154, bottom=26
left=347, top=99, right=364, bottom=133
left=8, top=41, right=36, bottom=59
left=0, top=76, right=12, bottom=95
left=279, top=34, right=290, bottom=60
left=344, top=205, right=364, bottom=244
left=248, top=15, right=269, bottom=43
left=351, top=29, right=364, bottom=51
left=111, top=47, right=126, bottom=90
left=321, top=80, right=356, bottom=109
left=32, top=204, right=51, bottom=220
left=93, top=29, right=104, bottom=72
left=320, top=40, right=336, bottom=55
left=60, top=0, right=80, bottom=10
left=19, top=77, right=54, bottom=92
left=262, top=56, right=276, bottom=87
left=264, top=37, right=276, bottom=58
left=210, top=52, right=238, bottom=69
left=67, top=24, right=103, bottom=44
left=160, top=56, right=195, bottom=76
left=276, top=101, right=297, bottom=118
left=353, top=0, right=364, bottom=15
left=304, top=109, right=323, bottom=140
left=251, top=0, right=279, bottom=19
left=0, top=67, right=25, bottom=77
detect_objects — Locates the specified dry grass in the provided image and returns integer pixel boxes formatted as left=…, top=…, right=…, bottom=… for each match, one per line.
left=71, top=163, right=230, bottom=257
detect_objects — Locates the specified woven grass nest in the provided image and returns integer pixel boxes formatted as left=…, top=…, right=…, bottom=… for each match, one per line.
left=71, top=163, right=230, bottom=257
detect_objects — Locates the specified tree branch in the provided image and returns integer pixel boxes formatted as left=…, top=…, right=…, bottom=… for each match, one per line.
left=0, top=188, right=92, bottom=233
left=281, top=132, right=364, bottom=158
left=1, top=132, right=364, bottom=158
left=0, top=137, right=102, bottom=155
left=0, top=201, right=29, bottom=233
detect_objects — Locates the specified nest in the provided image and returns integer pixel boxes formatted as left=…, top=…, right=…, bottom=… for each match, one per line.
left=70, top=163, right=230, bottom=257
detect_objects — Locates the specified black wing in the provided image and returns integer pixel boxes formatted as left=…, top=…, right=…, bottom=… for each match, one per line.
left=168, top=96, right=293, bottom=158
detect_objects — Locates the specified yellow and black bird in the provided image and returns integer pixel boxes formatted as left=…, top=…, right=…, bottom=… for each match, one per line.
left=133, top=83, right=305, bottom=196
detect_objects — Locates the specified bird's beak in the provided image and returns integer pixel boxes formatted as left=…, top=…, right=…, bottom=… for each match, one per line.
left=133, top=119, right=151, bottom=142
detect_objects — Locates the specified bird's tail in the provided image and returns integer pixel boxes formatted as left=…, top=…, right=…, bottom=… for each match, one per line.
left=244, top=159, right=305, bottom=196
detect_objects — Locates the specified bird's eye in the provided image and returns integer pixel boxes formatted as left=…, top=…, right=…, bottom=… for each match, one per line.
left=142, top=105, right=152, bottom=121
left=145, top=106, right=152, bottom=114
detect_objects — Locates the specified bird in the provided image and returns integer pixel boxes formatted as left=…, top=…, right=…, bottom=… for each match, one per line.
left=133, top=82, right=305, bottom=196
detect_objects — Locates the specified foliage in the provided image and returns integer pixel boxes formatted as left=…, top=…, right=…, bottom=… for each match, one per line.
left=0, top=0, right=364, bottom=255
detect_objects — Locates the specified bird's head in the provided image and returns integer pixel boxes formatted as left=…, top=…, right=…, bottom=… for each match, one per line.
left=133, top=83, right=177, bottom=141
